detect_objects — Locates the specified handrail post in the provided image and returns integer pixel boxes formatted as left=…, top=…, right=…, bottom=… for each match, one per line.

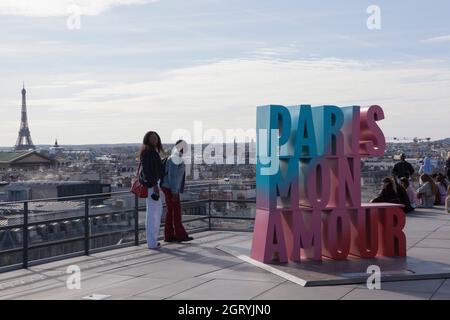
left=134, top=195, right=139, bottom=246
left=84, top=196, right=90, bottom=255
left=208, top=184, right=212, bottom=230
left=22, top=202, right=29, bottom=269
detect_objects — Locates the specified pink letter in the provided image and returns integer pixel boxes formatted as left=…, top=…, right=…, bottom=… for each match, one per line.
left=337, top=157, right=361, bottom=208
left=306, top=159, right=331, bottom=209
left=378, top=207, right=406, bottom=257
left=251, top=209, right=288, bottom=263
left=282, top=209, right=322, bottom=262
left=349, top=208, right=379, bottom=258
left=323, top=209, right=351, bottom=260
left=360, top=105, right=386, bottom=156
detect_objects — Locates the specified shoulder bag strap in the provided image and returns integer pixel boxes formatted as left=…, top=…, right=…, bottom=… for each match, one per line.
left=136, top=160, right=142, bottom=176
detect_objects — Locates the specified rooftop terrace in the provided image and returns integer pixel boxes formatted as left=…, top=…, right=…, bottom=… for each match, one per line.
left=0, top=206, right=449, bottom=300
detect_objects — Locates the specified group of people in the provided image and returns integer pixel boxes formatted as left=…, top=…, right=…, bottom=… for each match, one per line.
left=138, top=131, right=193, bottom=250
left=371, top=152, right=450, bottom=213
left=136, top=133, right=450, bottom=249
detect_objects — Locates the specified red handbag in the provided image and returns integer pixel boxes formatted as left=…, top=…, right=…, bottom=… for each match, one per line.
left=130, top=162, right=148, bottom=198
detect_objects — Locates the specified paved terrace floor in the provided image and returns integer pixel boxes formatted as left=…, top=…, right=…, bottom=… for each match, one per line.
left=0, top=207, right=449, bottom=300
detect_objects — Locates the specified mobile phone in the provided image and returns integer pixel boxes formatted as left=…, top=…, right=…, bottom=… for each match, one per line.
left=151, top=193, right=160, bottom=201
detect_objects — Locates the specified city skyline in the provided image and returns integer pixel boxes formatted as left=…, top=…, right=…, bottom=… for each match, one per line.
left=1, top=0, right=450, bottom=146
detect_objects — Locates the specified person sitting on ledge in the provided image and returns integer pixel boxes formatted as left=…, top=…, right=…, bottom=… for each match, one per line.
left=435, top=173, right=448, bottom=206
left=395, top=178, right=414, bottom=213
left=400, top=177, right=418, bottom=209
left=371, top=177, right=401, bottom=204
left=371, top=176, right=413, bottom=213
left=416, top=174, right=437, bottom=208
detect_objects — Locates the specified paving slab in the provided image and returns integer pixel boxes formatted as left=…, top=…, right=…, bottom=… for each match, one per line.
left=253, top=282, right=356, bottom=300
left=1, top=273, right=133, bottom=300
left=355, top=279, right=444, bottom=293
left=415, top=239, right=450, bottom=249
left=79, top=277, right=179, bottom=300
left=136, top=278, right=214, bottom=299
left=168, top=279, right=280, bottom=300
left=431, top=279, right=450, bottom=300
left=198, top=262, right=285, bottom=283
left=341, top=288, right=432, bottom=300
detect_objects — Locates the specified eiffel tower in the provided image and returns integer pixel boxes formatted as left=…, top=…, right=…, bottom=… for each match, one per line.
left=15, top=84, right=35, bottom=151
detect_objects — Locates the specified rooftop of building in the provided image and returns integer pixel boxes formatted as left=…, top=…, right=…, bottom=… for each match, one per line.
left=0, top=150, right=52, bottom=164
left=0, top=151, right=32, bottom=163
left=0, top=200, right=83, bottom=213
left=0, top=180, right=89, bottom=186
left=0, top=206, right=449, bottom=300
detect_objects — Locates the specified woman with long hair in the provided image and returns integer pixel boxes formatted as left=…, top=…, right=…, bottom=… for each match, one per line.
left=138, top=131, right=164, bottom=249
left=416, top=174, right=437, bottom=208
left=394, top=178, right=414, bottom=213
left=371, top=177, right=401, bottom=204
left=400, top=177, right=418, bottom=209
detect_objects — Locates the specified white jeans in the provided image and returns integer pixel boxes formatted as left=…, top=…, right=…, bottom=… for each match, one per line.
left=146, top=186, right=163, bottom=249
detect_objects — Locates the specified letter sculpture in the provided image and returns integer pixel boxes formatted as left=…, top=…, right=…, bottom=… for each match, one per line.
left=251, top=105, right=406, bottom=263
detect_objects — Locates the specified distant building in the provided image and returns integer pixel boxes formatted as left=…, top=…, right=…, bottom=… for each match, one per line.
left=57, top=182, right=111, bottom=200
left=0, top=150, right=53, bottom=171
left=0, top=180, right=111, bottom=202
left=49, top=139, right=64, bottom=156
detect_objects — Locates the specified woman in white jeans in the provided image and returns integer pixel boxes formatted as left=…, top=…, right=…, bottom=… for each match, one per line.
left=145, top=182, right=163, bottom=248
left=138, top=131, right=164, bottom=249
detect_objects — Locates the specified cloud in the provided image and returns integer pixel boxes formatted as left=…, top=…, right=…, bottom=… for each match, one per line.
left=335, top=35, right=378, bottom=48
left=0, top=0, right=159, bottom=17
left=1, top=57, right=450, bottom=145
left=251, top=42, right=303, bottom=58
left=421, top=35, right=450, bottom=44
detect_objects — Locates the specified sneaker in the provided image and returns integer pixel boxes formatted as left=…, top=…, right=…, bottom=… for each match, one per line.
left=149, top=242, right=161, bottom=249
left=178, top=236, right=194, bottom=242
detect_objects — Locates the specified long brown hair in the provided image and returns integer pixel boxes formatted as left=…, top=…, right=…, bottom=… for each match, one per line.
left=138, top=131, right=163, bottom=159
left=382, top=176, right=397, bottom=193
left=420, top=174, right=437, bottom=194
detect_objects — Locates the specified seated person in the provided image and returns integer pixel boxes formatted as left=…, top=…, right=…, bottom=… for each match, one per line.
left=416, top=174, right=437, bottom=208
left=395, top=179, right=414, bottom=213
left=371, top=177, right=401, bottom=204
left=400, top=177, right=418, bottom=209
left=435, top=174, right=448, bottom=205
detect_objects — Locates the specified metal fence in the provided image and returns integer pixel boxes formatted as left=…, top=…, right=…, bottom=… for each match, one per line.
left=0, top=182, right=256, bottom=273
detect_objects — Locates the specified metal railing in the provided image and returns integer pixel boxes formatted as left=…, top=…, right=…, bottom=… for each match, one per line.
left=0, top=182, right=256, bottom=273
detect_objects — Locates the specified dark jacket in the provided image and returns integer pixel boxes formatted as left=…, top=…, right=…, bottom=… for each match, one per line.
left=371, top=185, right=401, bottom=204
left=392, top=160, right=415, bottom=179
left=372, top=183, right=413, bottom=213
left=139, top=147, right=163, bottom=188
left=397, top=184, right=414, bottom=213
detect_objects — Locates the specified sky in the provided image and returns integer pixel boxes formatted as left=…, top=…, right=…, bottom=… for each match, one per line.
left=0, top=0, right=449, bottom=146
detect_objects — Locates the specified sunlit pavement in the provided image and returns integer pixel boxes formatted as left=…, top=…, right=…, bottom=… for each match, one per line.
left=0, top=207, right=449, bottom=300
